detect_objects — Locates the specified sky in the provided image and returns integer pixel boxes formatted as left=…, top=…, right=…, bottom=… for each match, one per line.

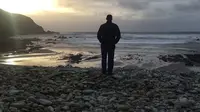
left=1, top=0, right=200, bottom=32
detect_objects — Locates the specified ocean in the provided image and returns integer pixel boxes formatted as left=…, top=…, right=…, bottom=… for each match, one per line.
left=1, top=33, right=200, bottom=68
left=58, top=33, right=200, bottom=54
left=57, top=33, right=200, bottom=47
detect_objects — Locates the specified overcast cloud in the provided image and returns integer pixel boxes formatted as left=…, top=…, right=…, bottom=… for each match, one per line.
left=27, top=0, right=200, bottom=32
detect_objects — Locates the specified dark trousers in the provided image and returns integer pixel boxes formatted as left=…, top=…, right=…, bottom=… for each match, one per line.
left=101, top=44, right=115, bottom=74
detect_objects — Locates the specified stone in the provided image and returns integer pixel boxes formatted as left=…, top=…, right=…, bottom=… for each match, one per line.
left=28, top=96, right=37, bottom=103
left=56, top=98, right=64, bottom=102
left=68, top=102, right=80, bottom=107
left=112, top=75, right=123, bottom=79
left=175, top=97, right=195, bottom=108
left=128, top=97, right=135, bottom=100
left=0, top=102, right=3, bottom=112
left=189, top=89, right=199, bottom=94
left=9, top=107, right=19, bottom=112
left=8, top=89, right=21, bottom=96
left=32, top=103, right=39, bottom=108
left=82, top=111, right=89, bottom=112
left=46, top=80, right=56, bottom=84
left=95, top=108, right=104, bottom=112
left=82, top=89, right=96, bottom=95
left=11, top=101, right=25, bottom=108
left=109, top=97, right=117, bottom=103
left=54, top=107, right=61, bottom=112
left=60, top=94, right=67, bottom=98
left=61, top=106, right=69, bottom=111
left=41, top=87, right=54, bottom=94
left=116, top=104, right=130, bottom=111
left=35, top=92, right=47, bottom=99
left=152, top=107, right=158, bottom=112
left=82, top=81, right=95, bottom=85
left=38, top=99, right=52, bottom=106
left=83, top=96, right=91, bottom=101
left=97, top=96, right=108, bottom=105
left=66, top=93, right=73, bottom=101
left=47, top=106, right=55, bottom=112
left=101, top=92, right=115, bottom=96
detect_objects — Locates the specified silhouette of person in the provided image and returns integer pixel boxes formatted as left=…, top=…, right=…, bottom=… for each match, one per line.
left=97, top=14, right=121, bottom=75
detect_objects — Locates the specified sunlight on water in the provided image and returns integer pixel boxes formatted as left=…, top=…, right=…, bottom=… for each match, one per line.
left=3, top=58, right=18, bottom=65
left=1, top=56, right=66, bottom=67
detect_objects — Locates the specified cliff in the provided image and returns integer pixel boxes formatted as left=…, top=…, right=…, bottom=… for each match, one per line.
left=0, top=9, right=45, bottom=39
left=0, top=9, right=46, bottom=52
left=11, top=14, right=45, bottom=35
left=0, top=9, right=15, bottom=39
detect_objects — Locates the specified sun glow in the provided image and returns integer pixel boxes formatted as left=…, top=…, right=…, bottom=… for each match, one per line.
left=0, top=0, right=56, bottom=14
left=0, top=0, right=74, bottom=14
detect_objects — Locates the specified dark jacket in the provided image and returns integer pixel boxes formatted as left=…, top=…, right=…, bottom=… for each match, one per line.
left=97, top=22, right=121, bottom=45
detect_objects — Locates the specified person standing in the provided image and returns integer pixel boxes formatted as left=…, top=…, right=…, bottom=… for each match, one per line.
left=97, top=14, right=121, bottom=75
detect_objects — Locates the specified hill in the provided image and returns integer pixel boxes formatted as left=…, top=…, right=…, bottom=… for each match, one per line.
left=0, top=9, right=45, bottom=39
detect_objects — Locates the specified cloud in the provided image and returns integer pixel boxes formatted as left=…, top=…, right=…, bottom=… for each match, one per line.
left=117, top=0, right=151, bottom=11
left=174, top=0, right=200, bottom=12
left=29, top=0, right=200, bottom=32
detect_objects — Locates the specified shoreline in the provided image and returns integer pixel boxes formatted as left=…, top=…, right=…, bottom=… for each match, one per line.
left=0, top=33, right=200, bottom=70
left=0, top=65, right=200, bottom=111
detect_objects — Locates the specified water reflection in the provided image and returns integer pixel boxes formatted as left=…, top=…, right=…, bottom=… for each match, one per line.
left=3, top=58, right=18, bottom=65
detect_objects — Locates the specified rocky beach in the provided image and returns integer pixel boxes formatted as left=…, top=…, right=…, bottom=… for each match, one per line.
left=1, top=8, right=200, bottom=111
left=0, top=64, right=200, bottom=112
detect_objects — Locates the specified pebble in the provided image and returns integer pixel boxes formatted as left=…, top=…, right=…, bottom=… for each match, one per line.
left=0, top=102, right=3, bottom=112
left=95, top=108, right=104, bottom=112
left=28, top=96, right=37, bottom=103
left=62, top=106, right=69, bottom=110
left=8, top=89, right=21, bottom=96
left=109, top=97, right=117, bottom=103
left=116, top=104, right=130, bottom=111
left=66, top=93, right=73, bottom=101
left=41, top=87, right=54, bottom=94
left=11, top=101, right=25, bottom=108
left=112, top=75, right=123, bottom=79
left=97, top=96, right=108, bottom=105
left=46, top=106, right=55, bottom=112
left=101, top=92, right=115, bottom=96
left=128, top=97, right=135, bottom=100
left=82, top=89, right=96, bottom=95
left=9, top=107, right=19, bottom=112
left=38, top=99, right=52, bottom=106
left=1, top=65, right=200, bottom=111
left=46, top=80, right=56, bottom=84
left=175, top=97, right=195, bottom=108
left=56, top=98, right=64, bottom=102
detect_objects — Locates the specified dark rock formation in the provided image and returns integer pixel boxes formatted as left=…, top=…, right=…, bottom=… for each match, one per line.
left=0, top=9, right=15, bottom=39
left=0, top=9, right=45, bottom=37
left=46, top=30, right=60, bottom=34
left=158, top=54, right=200, bottom=66
left=11, top=14, right=45, bottom=35
left=0, top=9, right=46, bottom=52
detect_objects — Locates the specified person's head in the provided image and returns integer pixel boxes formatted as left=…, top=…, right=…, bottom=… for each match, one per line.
left=106, top=14, right=112, bottom=22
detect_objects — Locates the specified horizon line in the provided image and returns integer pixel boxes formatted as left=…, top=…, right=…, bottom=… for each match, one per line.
left=60, top=31, right=200, bottom=34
